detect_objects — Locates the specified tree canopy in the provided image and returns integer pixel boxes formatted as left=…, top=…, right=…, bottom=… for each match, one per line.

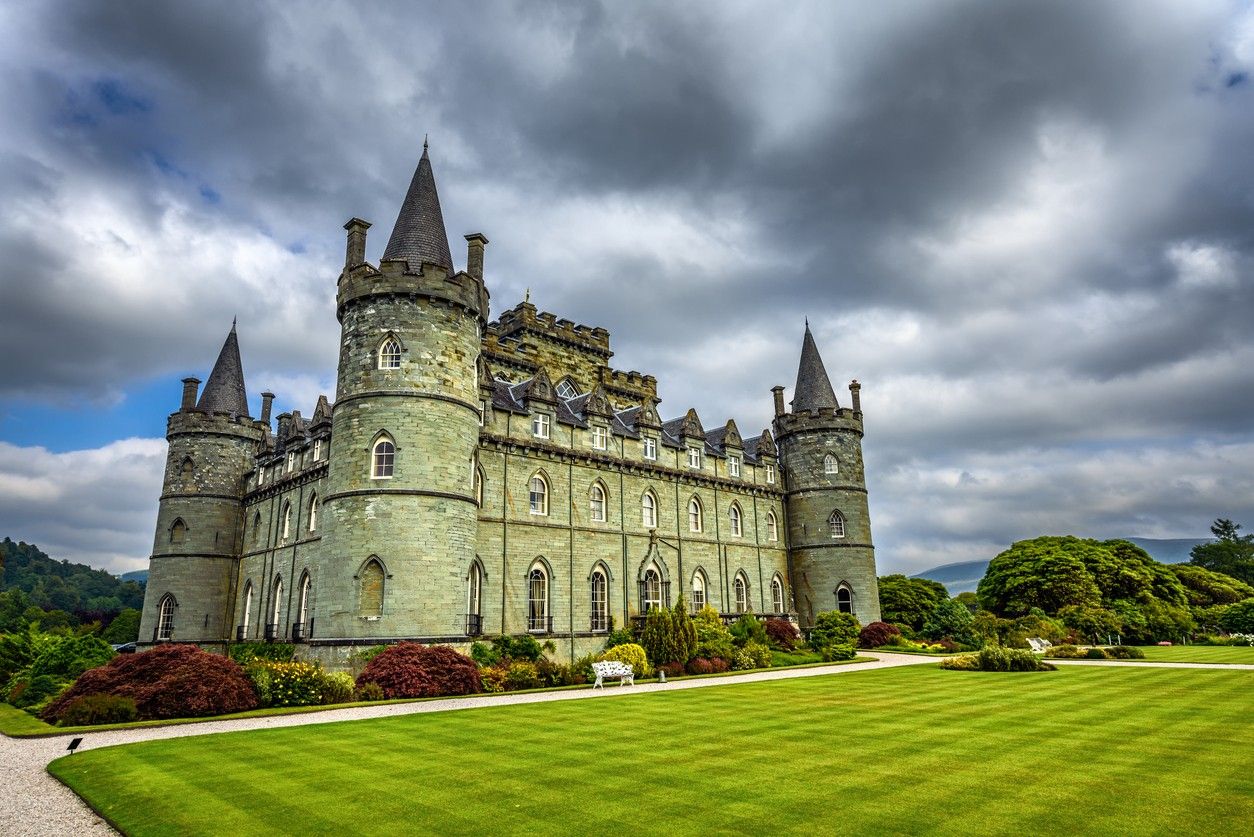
left=877, top=574, right=949, bottom=631
left=1189, top=519, right=1254, bottom=585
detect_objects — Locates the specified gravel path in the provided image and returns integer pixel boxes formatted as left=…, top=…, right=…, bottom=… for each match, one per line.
left=4, top=652, right=1250, bottom=836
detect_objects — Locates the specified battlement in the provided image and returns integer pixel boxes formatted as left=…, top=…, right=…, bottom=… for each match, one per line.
left=167, top=408, right=267, bottom=441
left=489, top=301, right=612, bottom=356
left=773, top=407, right=863, bottom=437
left=336, top=258, right=487, bottom=322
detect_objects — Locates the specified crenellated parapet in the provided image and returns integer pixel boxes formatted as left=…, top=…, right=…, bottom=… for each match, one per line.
left=336, top=257, right=487, bottom=324
left=772, top=406, right=864, bottom=439
left=491, top=301, right=611, bottom=356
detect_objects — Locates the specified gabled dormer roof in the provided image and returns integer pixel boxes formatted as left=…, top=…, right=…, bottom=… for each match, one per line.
left=381, top=140, right=454, bottom=272
left=310, top=395, right=332, bottom=427
left=792, top=322, right=839, bottom=413
left=197, top=321, right=250, bottom=417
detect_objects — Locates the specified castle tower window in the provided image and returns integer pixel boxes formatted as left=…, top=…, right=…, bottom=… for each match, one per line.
left=308, top=494, right=318, bottom=533
left=467, top=561, right=484, bottom=636
left=687, top=447, right=702, bottom=469
left=478, top=400, right=487, bottom=426
left=372, top=438, right=395, bottom=479
left=240, top=581, right=253, bottom=640
left=589, top=483, right=607, bottom=522
left=728, top=456, right=740, bottom=478
left=765, top=464, right=776, bottom=484
left=729, top=504, right=743, bottom=537
left=270, top=576, right=284, bottom=638
left=766, top=511, right=778, bottom=542
left=591, top=426, right=608, bottom=450
left=286, top=451, right=296, bottom=473
left=837, top=584, right=854, bottom=614
left=180, top=457, right=194, bottom=480
left=358, top=559, right=384, bottom=617
left=474, top=467, right=485, bottom=507
left=527, top=564, right=549, bottom=632
left=691, top=570, right=707, bottom=612
left=252, top=512, right=262, bottom=547
left=824, top=454, right=838, bottom=475
left=169, top=518, right=187, bottom=545
left=156, top=594, right=176, bottom=641
left=313, top=439, right=322, bottom=461
left=590, top=568, right=608, bottom=631
left=642, top=567, right=662, bottom=612
left=772, top=575, right=785, bottom=613
left=828, top=510, right=846, bottom=539
left=641, top=491, right=658, bottom=528
left=297, top=573, right=311, bottom=635
left=643, top=437, right=657, bottom=461
left=280, top=502, right=292, bottom=543
left=532, top=413, right=550, bottom=439
left=529, top=474, right=549, bottom=516
left=688, top=497, right=703, bottom=533
left=734, top=574, right=749, bottom=614
left=378, top=337, right=401, bottom=369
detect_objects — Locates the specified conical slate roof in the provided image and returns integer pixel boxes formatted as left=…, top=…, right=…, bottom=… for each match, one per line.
left=197, top=322, right=250, bottom=417
left=381, top=141, right=454, bottom=272
left=792, top=323, right=839, bottom=413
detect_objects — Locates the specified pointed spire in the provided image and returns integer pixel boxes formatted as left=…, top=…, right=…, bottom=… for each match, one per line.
left=382, top=140, right=454, bottom=272
left=792, top=323, right=839, bottom=413
left=197, top=322, right=250, bottom=417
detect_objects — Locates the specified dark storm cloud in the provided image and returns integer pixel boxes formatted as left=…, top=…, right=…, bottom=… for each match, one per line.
left=1, top=1, right=1252, bottom=573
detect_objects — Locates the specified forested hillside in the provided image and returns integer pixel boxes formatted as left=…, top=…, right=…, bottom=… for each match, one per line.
left=1, top=538, right=145, bottom=613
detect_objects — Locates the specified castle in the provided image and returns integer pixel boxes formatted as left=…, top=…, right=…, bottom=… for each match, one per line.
left=138, top=144, right=881, bottom=665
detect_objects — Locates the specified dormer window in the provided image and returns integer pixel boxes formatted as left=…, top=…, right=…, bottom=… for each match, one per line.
left=766, top=464, right=776, bottom=484
left=643, top=437, right=657, bottom=461
left=687, top=447, right=702, bottom=469
left=286, top=451, right=296, bottom=473
left=728, top=456, right=740, bottom=478
left=591, top=426, right=608, bottom=450
left=313, top=439, right=322, bottom=461
left=556, top=379, right=578, bottom=400
left=532, top=414, right=550, bottom=439
left=378, top=337, right=401, bottom=369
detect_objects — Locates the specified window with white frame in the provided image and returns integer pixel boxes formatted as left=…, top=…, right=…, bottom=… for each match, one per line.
left=478, top=400, right=487, bottom=427
left=157, top=594, right=176, bottom=640
left=642, top=566, right=662, bottom=611
left=734, top=574, right=749, bottom=613
left=529, top=474, right=549, bottom=515
left=528, top=565, right=548, bottom=631
left=728, top=456, right=740, bottom=477
left=766, top=511, right=778, bottom=542
left=271, top=576, right=284, bottom=633
left=313, top=439, right=322, bottom=461
left=729, top=504, right=743, bottom=537
left=257, top=467, right=265, bottom=487
left=687, top=447, right=702, bottom=469
left=280, top=503, right=292, bottom=542
left=589, top=483, right=607, bottom=522
left=372, top=438, right=395, bottom=478
left=691, top=571, right=706, bottom=611
left=556, top=379, right=578, bottom=400
left=590, top=568, right=608, bottom=631
left=468, top=562, right=483, bottom=621
left=643, top=437, right=657, bottom=460
left=642, top=491, right=658, bottom=528
left=378, top=337, right=401, bottom=369
left=824, top=453, right=838, bottom=475
left=688, top=497, right=703, bottom=532
left=532, top=413, right=550, bottom=439
left=308, top=494, right=319, bottom=533
left=591, top=426, right=608, bottom=450
left=766, top=464, right=776, bottom=484
left=241, top=582, right=253, bottom=639
left=298, top=573, right=312, bottom=630
left=474, top=467, right=484, bottom=507
left=837, top=584, right=854, bottom=614
left=829, top=510, right=846, bottom=539
left=772, top=575, right=785, bottom=613
left=286, top=451, right=296, bottom=473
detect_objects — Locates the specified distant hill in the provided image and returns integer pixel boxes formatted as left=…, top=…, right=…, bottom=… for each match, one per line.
left=1, top=538, right=146, bottom=614
left=912, top=537, right=1210, bottom=594
left=120, top=569, right=149, bottom=585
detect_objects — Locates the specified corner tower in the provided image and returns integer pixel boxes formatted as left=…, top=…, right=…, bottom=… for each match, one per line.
left=775, top=324, right=880, bottom=627
left=317, top=142, right=489, bottom=640
left=140, top=323, right=264, bottom=646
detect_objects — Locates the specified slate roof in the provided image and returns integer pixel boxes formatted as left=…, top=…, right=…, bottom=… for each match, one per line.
left=792, top=323, right=839, bottom=412
left=197, top=322, right=250, bottom=417
left=381, top=142, right=454, bottom=272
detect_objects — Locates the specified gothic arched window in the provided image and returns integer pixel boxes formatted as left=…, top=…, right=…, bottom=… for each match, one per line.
left=772, top=575, right=785, bottom=613
left=240, top=581, right=253, bottom=640
left=358, top=558, right=385, bottom=617
left=766, top=511, right=778, bottom=542
left=589, top=483, right=607, bottom=523
left=829, top=510, right=846, bottom=539
left=688, top=497, right=703, bottom=533
left=157, top=594, right=176, bottom=641
left=734, top=574, right=750, bottom=614
left=169, top=518, right=187, bottom=545
left=824, top=454, right=838, bottom=475
left=378, top=337, right=401, bottom=369
left=837, top=584, right=854, bottom=614
left=529, top=474, right=549, bottom=516
left=691, top=569, right=707, bottom=612
left=590, top=567, right=608, bottom=631
left=528, top=563, right=549, bottom=632
left=642, top=491, right=658, bottom=528
left=372, top=437, right=395, bottom=479
left=642, top=566, right=662, bottom=612
left=729, top=504, right=743, bottom=537
left=308, top=494, right=319, bottom=533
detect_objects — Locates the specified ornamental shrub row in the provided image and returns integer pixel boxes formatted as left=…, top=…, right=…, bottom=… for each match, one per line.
left=940, top=648, right=1057, bottom=672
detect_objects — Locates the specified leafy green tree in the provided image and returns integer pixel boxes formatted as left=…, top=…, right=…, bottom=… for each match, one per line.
left=1219, top=598, right=1254, bottom=634
left=670, top=595, right=697, bottom=664
left=1189, top=520, right=1254, bottom=585
left=977, top=537, right=1103, bottom=616
left=102, top=608, right=142, bottom=644
left=692, top=605, right=735, bottom=661
left=729, top=613, right=768, bottom=648
left=640, top=606, right=677, bottom=666
left=809, top=611, right=860, bottom=651
left=1058, top=604, right=1123, bottom=644
left=1169, top=564, right=1254, bottom=607
left=954, top=591, right=979, bottom=613
left=922, top=598, right=981, bottom=647
left=877, top=575, right=948, bottom=631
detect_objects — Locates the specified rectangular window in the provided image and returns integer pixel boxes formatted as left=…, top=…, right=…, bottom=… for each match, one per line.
left=532, top=414, right=550, bottom=439
left=591, top=426, right=608, bottom=450
left=688, top=447, right=702, bottom=469
left=766, top=464, right=776, bottom=484
left=313, top=439, right=322, bottom=461
left=643, top=437, right=657, bottom=461
left=286, top=451, right=295, bottom=473
left=729, top=456, right=740, bottom=477
left=257, top=468, right=264, bottom=487
left=479, top=400, right=488, bottom=427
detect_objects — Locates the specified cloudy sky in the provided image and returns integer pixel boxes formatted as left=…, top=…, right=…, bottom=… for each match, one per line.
left=1, top=0, right=1252, bottom=577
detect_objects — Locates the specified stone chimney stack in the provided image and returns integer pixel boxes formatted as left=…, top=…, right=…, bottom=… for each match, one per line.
left=260, top=392, right=276, bottom=426
left=771, top=386, right=786, bottom=417
left=344, top=218, right=371, bottom=269
left=849, top=380, right=861, bottom=415
left=181, top=378, right=200, bottom=410
left=277, top=412, right=291, bottom=440
left=465, top=233, right=488, bottom=282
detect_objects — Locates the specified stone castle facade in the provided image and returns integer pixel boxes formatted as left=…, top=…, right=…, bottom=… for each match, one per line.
left=138, top=145, right=881, bottom=665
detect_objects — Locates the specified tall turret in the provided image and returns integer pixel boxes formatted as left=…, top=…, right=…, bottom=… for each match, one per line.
left=316, top=141, right=489, bottom=639
left=140, top=322, right=264, bottom=646
left=774, top=323, right=880, bottom=627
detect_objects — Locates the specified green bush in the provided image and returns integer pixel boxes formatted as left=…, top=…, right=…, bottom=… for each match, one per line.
left=58, top=694, right=138, bottom=726
left=731, top=641, right=773, bottom=671
left=1085, top=647, right=1109, bottom=659
left=505, top=661, right=539, bottom=690
left=26, top=633, right=115, bottom=682
left=730, top=613, right=768, bottom=648
left=9, top=674, right=68, bottom=711
left=603, top=626, right=635, bottom=650
left=1046, top=644, right=1089, bottom=659
left=693, top=606, right=735, bottom=662
left=640, top=607, right=677, bottom=666
left=954, top=647, right=1056, bottom=672
left=1105, top=645, right=1145, bottom=660
left=1219, top=598, right=1254, bottom=634
left=810, top=611, right=861, bottom=651
left=938, top=654, right=980, bottom=671
left=229, top=642, right=296, bottom=665
left=320, top=671, right=356, bottom=705
left=821, top=643, right=856, bottom=662
left=246, top=660, right=325, bottom=707
left=101, top=609, right=142, bottom=644
left=354, top=681, right=385, bottom=701
left=599, top=643, right=651, bottom=677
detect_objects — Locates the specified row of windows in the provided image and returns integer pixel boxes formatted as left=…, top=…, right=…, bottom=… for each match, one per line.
left=254, top=439, right=326, bottom=488
left=237, top=573, right=314, bottom=640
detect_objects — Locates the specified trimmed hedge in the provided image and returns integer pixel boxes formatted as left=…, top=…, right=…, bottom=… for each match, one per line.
left=59, top=694, right=138, bottom=726
left=941, top=648, right=1056, bottom=672
left=356, top=643, right=482, bottom=699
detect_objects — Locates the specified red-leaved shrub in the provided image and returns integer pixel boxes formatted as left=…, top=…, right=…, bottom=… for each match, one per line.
left=42, top=644, right=258, bottom=722
left=356, top=643, right=482, bottom=699
left=857, top=621, right=902, bottom=648
left=686, top=657, right=714, bottom=675
left=658, top=661, right=685, bottom=678
left=708, top=657, right=730, bottom=673
left=765, top=618, right=801, bottom=651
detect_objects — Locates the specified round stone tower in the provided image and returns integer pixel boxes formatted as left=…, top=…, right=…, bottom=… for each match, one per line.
left=316, top=143, right=489, bottom=640
left=140, top=324, right=264, bottom=646
left=775, top=324, right=881, bottom=628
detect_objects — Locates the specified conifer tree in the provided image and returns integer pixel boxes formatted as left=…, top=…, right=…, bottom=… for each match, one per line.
left=671, top=594, right=697, bottom=663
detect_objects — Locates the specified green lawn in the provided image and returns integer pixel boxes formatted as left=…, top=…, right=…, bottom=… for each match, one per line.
left=1131, top=644, right=1254, bottom=664
left=49, top=665, right=1254, bottom=836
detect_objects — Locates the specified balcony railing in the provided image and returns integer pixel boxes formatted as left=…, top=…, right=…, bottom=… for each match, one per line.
left=291, top=622, right=306, bottom=642
left=264, top=622, right=279, bottom=641
left=466, top=613, right=483, bottom=637
left=590, top=613, right=609, bottom=632
left=527, top=615, right=553, bottom=633
left=236, top=625, right=246, bottom=641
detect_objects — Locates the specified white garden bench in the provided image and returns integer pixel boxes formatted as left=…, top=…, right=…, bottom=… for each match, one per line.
left=1026, top=637, right=1052, bottom=654
left=592, top=660, right=635, bottom=688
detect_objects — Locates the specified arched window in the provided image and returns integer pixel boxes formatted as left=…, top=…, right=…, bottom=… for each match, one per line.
left=642, top=566, right=662, bottom=612
left=728, top=504, right=743, bottom=537
left=829, top=510, right=846, bottom=539
left=766, top=511, right=778, bottom=542
left=297, top=573, right=311, bottom=636
left=837, top=584, right=854, bottom=614
left=240, top=581, right=253, bottom=640
left=270, top=576, right=284, bottom=637
left=358, top=558, right=385, bottom=617
left=372, top=437, right=395, bottom=479
left=169, top=518, right=187, bottom=545
left=641, top=490, right=658, bottom=528
left=467, top=561, right=484, bottom=635
left=474, top=467, right=485, bottom=507
left=280, top=502, right=292, bottom=542
left=824, top=453, right=838, bottom=475
left=688, top=497, right=703, bottom=533
left=308, top=494, right=319, bottom=533
left=180, top=456, right=194, bottom=480
left=691, top=569, right=707, bottom=612
left=589, top=483, right=607, bottom=522
left=529, top=473, right=549, bottom=516
left=591, top=567, right=608, bottom=631
left=252, top=512, right=262, bottom=547
left=772, top=575, right=785, bottom=613
left=157, top=594, right=176, bottom=641
left=528, top=563, right=549, bottom=632
left=556, top=379, right=579, bottom=400
left=734, top=574, right=749, bottom=614
left=378, top=337, right=401, bottom=369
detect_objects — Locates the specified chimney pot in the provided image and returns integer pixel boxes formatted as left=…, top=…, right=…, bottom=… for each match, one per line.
left=180, top=378, right=200, bottom=410
left=344, top=218, right=371, bottom=269
left=771, top=386, right=786, bottom=417
left=260, top=392, right=276, bottom=426
left=849, top=380, right=862, bottom=415
left=465, top=233, right=489, bottom=282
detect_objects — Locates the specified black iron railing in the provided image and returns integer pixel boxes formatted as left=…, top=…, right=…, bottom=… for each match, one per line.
left=236, top=625, right=246, bottom=641
left=590, top=613, right=609, bottom=632
left=466, top=613, right=483, bottom=636
left=264, top=622, right=279, bottom=641
left=527, top=615, right=553, bottom=633
left=291, top=622, right=306, bottom=642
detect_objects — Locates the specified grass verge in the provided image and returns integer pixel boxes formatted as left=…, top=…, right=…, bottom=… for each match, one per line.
left=49, top=664, right=1254, bottom=836
left=1128, top=645, right=1254, bottom=664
